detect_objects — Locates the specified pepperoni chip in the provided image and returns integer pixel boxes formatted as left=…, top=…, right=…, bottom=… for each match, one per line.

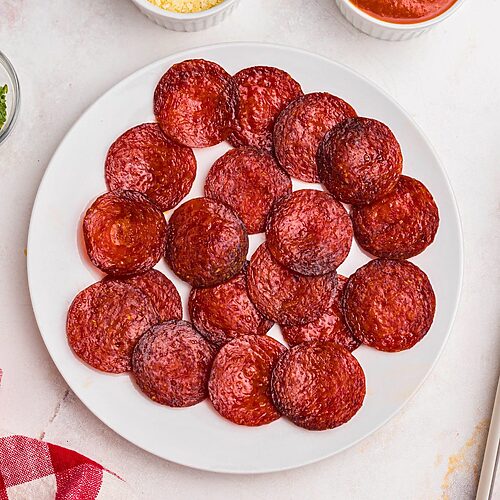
left=83, top=190, right=167, bottom=277
left=228, top=66, right=303, bottom=152
left=189, top=267, right=273, bottom=348
left=351, top=175, right=439, bottom=259
left=271, top=341, right=366, bottom=431
left=166, top=197, right=248, bottom=288
left=274, top=93, right=357, bottom=183
left=247, top=244, right=337, bottom=326
left=209, top=336, right=286, bottom=426
left=343, top=259, right=436, bottom=352
left=318, top=117, right=402, bottom=205
left=281, top=275, right=360, bottom=351
left=266, top=190, right=353, bottom=276
left=105, top=123, right=196, bottom=212
left=205, top=147, right=292, bottom=234
left=67, top=280, right=158, bottom=373
left=154, top=59, right=237, bottom=148
left=117, top=269, right=182, bottom=323
left=132, top=320, right=216, bottom=407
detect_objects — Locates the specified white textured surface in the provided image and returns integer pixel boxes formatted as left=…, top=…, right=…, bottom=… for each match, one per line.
left=0, top=0, right=498, bottom=498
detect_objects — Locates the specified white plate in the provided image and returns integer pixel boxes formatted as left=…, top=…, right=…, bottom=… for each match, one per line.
left=27, top=43, right=463, bottom=474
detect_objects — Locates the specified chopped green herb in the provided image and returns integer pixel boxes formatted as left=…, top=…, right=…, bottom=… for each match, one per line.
left=0, top=84, right=8, bottom=130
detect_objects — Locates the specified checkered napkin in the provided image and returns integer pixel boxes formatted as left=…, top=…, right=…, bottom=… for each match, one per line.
left=0, top=370, right=132, bottom=499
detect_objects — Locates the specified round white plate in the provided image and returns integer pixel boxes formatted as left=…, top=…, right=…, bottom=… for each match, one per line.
left=28, top=43, right=463, bottom=474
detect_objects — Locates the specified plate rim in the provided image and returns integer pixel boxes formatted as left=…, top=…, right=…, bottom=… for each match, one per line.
left=27, top=41, right=464, bottom=474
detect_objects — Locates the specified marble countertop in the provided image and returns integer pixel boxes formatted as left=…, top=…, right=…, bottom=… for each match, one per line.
left=0, top=0, right=498, bottom=498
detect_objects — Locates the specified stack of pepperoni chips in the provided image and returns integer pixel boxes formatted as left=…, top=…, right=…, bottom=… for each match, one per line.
left=67, top=59, right=439, bottom=431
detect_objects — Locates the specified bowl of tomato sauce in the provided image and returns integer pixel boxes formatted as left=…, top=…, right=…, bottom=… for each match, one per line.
left=336, top=0, right=466, bottom=40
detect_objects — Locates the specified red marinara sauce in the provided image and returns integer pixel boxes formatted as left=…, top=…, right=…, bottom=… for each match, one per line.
left=350, top=0, right=458, bottom=24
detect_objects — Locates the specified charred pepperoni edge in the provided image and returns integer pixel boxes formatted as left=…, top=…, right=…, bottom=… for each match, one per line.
left=165, top=197, right=249, bottom=288
left=188, top=265, right=273, bottom=348
left=83, top=189, right=168, bottom=277
left=271, top=341, right=366, bottom=431
left=107, top=269, right=182, bottom=323
left=246, top=243, right=337, bottom=326
left=105, top=123, right=197, bottom=212
left=132, top=320, right=216, bottom=408
left=343, top=259, right=436, bottom=352
left=274, top=93, right=357, bottom=183
left=351, top=175, right=439, bottom=259
left=208, top=335, right=287, bottom=426
left=317, top=117, right=403, bottom=205
left=204, top=147, right=292, bottom=234
left=154, top=59, right=238, bottom=148
left=228, top=66, right=303, bottom=152
left=280, top=275, right=361, bottom=351
left=265, top=189, right=353, bottom=276
left=67, top=280, right=159, bottom=374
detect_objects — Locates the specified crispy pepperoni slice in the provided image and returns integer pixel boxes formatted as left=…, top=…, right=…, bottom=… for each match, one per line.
left=318, top=117, right=402, bottom=205
left=281, top=275, right=360, bottom=351
left=266, top=189, right=353, bottom=276
left=343, top=259, right=436, bottom=352
left=271, top=341, right=365, bottom=431
left=205, top=147, right=292, bottom=234
left=189, top=266, right=273, bottom=348
left=83, top=190, right=167, bottom=277
left=67, top=280, right=158, bottom=374
left=132, top=320, right=216, bottom=407
left=274, top=93, right=357, bottom=183
left=351, top=175, right=439, bottom=259
left=228, top=66, right=303, bottom=152
left=208, top=336, right=286, bottom=426
left=154, top=59, right=237, bottom=148
left=166, top=197, right=248, bottom=288
left=247, top=244, right=337, bottom=326
left=105, top=123, right=196, bottom=212
left=115, top=269, right=182, bottom=323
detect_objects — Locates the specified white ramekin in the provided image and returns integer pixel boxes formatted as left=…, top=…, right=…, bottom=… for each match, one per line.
left=129, top=0, right=241, bottom=32
left=336, top=0, right=466, bottom=41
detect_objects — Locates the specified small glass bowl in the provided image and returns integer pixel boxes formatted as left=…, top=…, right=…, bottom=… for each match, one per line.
left=0, top=51, right=20, bottom=146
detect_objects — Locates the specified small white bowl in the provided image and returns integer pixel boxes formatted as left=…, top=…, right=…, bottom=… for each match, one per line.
left=336, top=0, right=466, bottom=41
left=129, top=0, right=241, bottom=32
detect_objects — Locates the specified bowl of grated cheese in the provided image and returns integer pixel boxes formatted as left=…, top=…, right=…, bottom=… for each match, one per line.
left=130, top=0, right=242, bottom=31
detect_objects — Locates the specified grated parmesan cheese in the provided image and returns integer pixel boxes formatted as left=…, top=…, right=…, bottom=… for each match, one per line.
left=148, top=0, right=224, bottom=13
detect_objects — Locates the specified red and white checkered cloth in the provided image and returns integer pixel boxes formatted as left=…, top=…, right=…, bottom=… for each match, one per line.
left=0, top=370, right=132, bottom=499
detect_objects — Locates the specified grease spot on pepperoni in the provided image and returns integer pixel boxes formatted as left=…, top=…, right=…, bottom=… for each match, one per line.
left=132, top=320, right=216, bottom=407
left=209, top=336, right=286, bottom=426
left=343, top=259, right=436, bottom=352
left=105, top=123, right=196, bottom=212
left=83, top=190, right=167, bottom=277
left=271, top=341, right=366, bottom=431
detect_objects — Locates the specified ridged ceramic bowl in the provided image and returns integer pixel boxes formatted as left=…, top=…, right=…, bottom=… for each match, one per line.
left=336, top=0, right=466, bottom=41
left=129, top=0, right=242, bottom=32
